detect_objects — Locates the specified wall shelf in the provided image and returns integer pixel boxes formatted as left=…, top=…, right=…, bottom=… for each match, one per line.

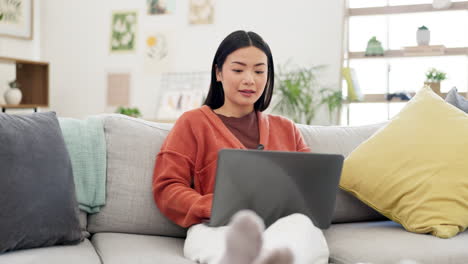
left=0, top=56, right=49, bottom=108
left=1, top=104, right=42, bottom=112
left=344, top=91, right=467, bottom=104
left=348, top=47, right=468, bottom=59
left=348, top=2, right=468, bottom=16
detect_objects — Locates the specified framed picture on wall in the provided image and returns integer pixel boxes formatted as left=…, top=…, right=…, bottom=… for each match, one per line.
left=110, top=10, right=138, bottom=53
left=146, top=0, right=176, bottom=15
left=0, top=0, right=33, bottom=39
left=189, top=0, right=214, bottom=25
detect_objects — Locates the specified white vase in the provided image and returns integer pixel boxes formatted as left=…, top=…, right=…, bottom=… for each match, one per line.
left=4, top=87, right=22, bottom=105
left=417, top=29, right=430, bottom=46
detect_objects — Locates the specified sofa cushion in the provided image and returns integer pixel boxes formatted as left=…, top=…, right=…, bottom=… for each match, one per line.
left=0, top=239, right=100, bottom=264
left=79, top=210, right=90, bottom=238
left=297, top=123, right=387, bottom=223
left=87, top=115, right=186, bottom=237
left=0, top=112, right=82, bottom=253
left=324, top=221, right=468, bottom=264
left=340, top=86, right=468, bottom=238
left=91, top=233, right=193, bottom=264
left=445, top=87, right=468, bottom=113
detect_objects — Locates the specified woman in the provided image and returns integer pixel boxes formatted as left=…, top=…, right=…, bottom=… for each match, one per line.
left=153, top=30, right=328, bottom=264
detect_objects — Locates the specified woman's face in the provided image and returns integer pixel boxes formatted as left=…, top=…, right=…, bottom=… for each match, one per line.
left=216, top=46, right=268, bottom=115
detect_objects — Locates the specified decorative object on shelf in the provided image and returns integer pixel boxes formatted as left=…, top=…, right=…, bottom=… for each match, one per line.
left=365, top=36, right=384, bottom=56
left=0, top=0, right=33, bottom=39
left=4, top=80, right=22, bottom=105
left=157, top=89, right=205, bottom=121
left=432, top=0, right=452, bottom=9
left=110, top=11, right=138, bottom=53
left=116, top=106, right=142, bottom=118
left=424, top=67, right=447, bottom=95
left=156, top=71, right=209, bottom=121
left=417, top=26, right=430, bottom=46
left=386, top=92, right=412, bottom=101
left=445, top=87, right=468, bottom=113
left=342, top=67, right=363, bottom=101
left=0, top=57, right=48, bottom=109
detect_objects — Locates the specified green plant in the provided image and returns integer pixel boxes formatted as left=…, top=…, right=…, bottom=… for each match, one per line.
left=418, top=25, right=428, bottom=30
left=273, top=64, right=321, bottom=124
left=8, top=80, right=20, bottom=88
left=425, top=68, right=447, bottom=83
left=116, top=106, right=142, bottom=118
left=273, top=63, right=342, bottom=125
left=320, top=88, right=343, bottom=123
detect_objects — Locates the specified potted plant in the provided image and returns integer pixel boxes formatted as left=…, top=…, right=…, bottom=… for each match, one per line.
left=424, top=68, right=447, bottom=95
left=320, top=88, right=343, bottom=124
left=273, top=63, right=342, bottom=125
left=116, top=106, right=142, bottom=118
left=273, top=64, right=321, bottom=125
left=4, top=80, right=22, bottom=105
left=417, top=25, right=430, bottom=46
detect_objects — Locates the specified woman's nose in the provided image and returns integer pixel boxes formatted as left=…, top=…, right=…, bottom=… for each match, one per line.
left=242, top=72, right=254, bottom=85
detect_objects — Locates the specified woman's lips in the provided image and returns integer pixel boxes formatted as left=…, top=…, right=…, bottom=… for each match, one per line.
left=239, top=90, right=255, bottom=97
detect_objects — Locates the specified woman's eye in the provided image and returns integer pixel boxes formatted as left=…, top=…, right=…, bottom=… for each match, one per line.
left=255, top=71, right=264, bottom=74
left=232, top=69, right=242, bottom=73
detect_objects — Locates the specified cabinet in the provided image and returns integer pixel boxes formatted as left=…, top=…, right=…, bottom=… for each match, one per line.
left=0, top=56, right=49, bottom=112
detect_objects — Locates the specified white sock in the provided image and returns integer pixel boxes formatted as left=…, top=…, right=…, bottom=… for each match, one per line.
left=217, top=210, right=265, bottom=264
left=253, top=247, right=294, bottom=264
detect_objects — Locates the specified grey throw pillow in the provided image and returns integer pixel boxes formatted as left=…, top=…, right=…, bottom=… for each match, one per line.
left=0, top=112, right=83, bottom=253
left=445, top=87, right=468, bottom=113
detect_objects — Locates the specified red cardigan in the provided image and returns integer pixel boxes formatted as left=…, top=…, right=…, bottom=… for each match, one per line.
left=152, top=105, right=310, bottom=227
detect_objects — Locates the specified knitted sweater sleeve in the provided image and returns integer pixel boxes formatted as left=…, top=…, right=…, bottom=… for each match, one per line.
left=294, top=124, right=311, bottom=152
left=152, top=114, right=212, bottom=228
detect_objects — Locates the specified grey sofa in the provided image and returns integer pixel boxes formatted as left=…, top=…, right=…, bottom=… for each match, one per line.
left=1, top=114, right=467, bottom=264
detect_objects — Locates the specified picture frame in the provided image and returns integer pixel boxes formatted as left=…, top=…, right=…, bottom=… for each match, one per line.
left=146, top=0, right=176, bottom=15
left=110, top=10, right=138, bottom=53
left=189, top=0, right=214, bottom=25
left=155, top=71, right=210, bottom=121
left=0, top=0, right=33, bottom=39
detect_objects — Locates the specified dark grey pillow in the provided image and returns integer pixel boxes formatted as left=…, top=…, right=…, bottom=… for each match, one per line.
left=0, top=112, right=82, bottom=253
left=445, top=87, right=468, bottom=113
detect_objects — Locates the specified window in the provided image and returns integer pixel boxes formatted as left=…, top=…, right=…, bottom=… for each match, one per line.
left=343, top=1, right=468, bottom=125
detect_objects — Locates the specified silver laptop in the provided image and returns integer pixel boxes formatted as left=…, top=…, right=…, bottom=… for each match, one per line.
left=209, top=149, right=344, bottom=229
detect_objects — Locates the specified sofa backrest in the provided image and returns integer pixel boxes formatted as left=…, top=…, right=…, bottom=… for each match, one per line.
left=87, top=115, right=186, bottom=238
left=87, top=115, right=387, bottom=238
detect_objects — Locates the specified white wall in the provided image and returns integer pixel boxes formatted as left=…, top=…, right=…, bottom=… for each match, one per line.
left=39, top=0, right=344, bottom=124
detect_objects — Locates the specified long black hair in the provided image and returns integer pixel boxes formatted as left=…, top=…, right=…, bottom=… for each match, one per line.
left=203, top=30, right=274, bottom=112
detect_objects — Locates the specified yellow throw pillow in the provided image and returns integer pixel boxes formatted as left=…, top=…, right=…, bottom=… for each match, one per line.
left=340, top=86, right=468, bottom=238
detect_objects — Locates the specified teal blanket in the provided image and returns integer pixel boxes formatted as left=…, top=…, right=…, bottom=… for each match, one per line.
left=59, top=117, right=106, bottom=213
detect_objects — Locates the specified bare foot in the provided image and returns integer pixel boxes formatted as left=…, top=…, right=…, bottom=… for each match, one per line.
left=217, top=210, right=265, bottom=264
